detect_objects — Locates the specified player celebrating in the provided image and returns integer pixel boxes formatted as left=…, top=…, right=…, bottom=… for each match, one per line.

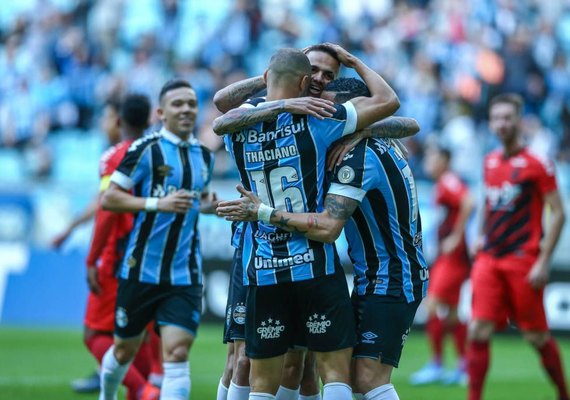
left=467, top=93, right=568, bottom=400
left=410, top=145, right=473, bottom=386
left=99, top=79, right=217, bottom=400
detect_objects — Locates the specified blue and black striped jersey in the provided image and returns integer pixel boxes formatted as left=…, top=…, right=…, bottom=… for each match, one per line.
left=110, top=128, right=214, bottom=286
left=328, top=137, right=429, bottom=302
left=224, top=99, right=357, bottom=286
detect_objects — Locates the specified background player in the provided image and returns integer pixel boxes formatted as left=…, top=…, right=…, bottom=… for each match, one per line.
left=99, top=78, right=217, bottom=400
left=410, top=145, right=473, bottom=386
left=467, top=93, right=568, bottom=400
left=83, top=93, right=159, bottom=400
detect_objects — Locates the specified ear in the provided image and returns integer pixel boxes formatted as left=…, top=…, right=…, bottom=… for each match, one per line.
left=263, top=69, right=268, bottom=84
left=300, top=75, right=310, bottom=92
left=157, top=107, right=165, bottom=122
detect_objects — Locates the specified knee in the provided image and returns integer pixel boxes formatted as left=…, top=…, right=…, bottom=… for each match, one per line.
left=163, top=343, right=190, bottom=363
left=468, top=321, right=493, bottom=342
left=523, top=331, right=549, bottom=348
left=233, top=353, right=250, bottom=385
left=114, top=341, right=138, bottom=364
left=352, top=361, right=391, bottom=394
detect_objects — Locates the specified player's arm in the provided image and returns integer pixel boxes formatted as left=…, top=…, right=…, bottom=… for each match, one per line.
left=216, top=185, right=358, bottom=243
left=52, top=198, right=98, bottom=248
left=199, top=191, right=220, bottom=214
left=102, top=182, right=194, bottom=214
left=441, top=191, right=474, bottom=254
left=324, top=43, right=399, bottom=130
left=213, top=75, right=266, bottom=113
left=212, top=97, right=337, bottom=135
left=528, top=189, right=566, bottom=288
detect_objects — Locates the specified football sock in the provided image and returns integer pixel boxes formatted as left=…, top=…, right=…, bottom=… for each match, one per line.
left=161, top=361, right=190, bottom=400
left=276, top=385, right=299, bottom=400
left=452, top=322, right=467, bottom=361
left=467, top=341, right=489, bottom=400
left=249, top=393, right=275, bottom=399
left=217, top=378, right=229, bottom=400
left=99, top=346, right=131, bottom=400
left=426, top=316, right=445, bottom=364
left=86, top=333, right=114, bottom=362
left=364, top=384, right=400, bottom=400
left=322, top=382, right=352, bottom=400
left=299, top=394, right=321, bottom=400
left=229, top=381, right=251, bottom=400
left=537, top=338, right=569, bottom=400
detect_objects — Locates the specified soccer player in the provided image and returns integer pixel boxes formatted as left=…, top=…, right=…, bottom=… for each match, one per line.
left=99, top=78, right=217, bottom=400
left=213, top=47, right=399, bottom=400
left=217, top=77, right=427, bottom=400
left=84, top=93, right=159, bottom=400
left=467, top=93, right=568, bottom=400
left=409, top=145, right=473, bottom=386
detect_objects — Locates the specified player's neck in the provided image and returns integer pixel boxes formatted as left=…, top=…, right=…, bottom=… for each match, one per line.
left=266, top=87, right=299, bottom=102
left=502, top=139, right=524, bottom=158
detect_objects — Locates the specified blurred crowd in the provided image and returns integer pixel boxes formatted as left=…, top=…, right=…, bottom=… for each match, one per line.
left=1, top=0, right=570, bottom=182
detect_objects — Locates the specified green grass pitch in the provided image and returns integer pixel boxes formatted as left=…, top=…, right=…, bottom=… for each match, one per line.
left=0, top=324, right=568, bottom=399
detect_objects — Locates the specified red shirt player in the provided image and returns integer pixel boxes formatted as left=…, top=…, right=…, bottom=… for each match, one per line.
left=411, top=145, right=473, bottom=386
left=83, top=94, right=160, bottom=400
left=467, top=93, right=568, bottom=400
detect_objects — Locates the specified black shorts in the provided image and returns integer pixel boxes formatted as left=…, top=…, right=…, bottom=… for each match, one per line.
left=223, top=247, right=247, bottom=344
left=352, top=293, right=421, bottom=367
left=115, top=279, right=202, bottom=338
left=245, top=266, right=356, bottom=359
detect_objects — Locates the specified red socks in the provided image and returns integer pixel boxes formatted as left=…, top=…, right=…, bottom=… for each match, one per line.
left=467, top=341, right=489, bottom=400
left=426, top=317, right=445, bottom=364
left=85, top=333, right=114, bottom=363
left=452, top=322, right=467, bottom=361
left=537, top=338, right=569, bottom=400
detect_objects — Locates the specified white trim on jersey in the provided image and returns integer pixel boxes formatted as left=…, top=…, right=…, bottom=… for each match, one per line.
left=342, top=100, right=358, bottom=136
left=110, top=170, right=134, bottom=190
left=328, top=182, right=366, bottom=202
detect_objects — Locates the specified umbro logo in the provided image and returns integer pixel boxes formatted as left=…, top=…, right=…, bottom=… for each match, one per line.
left=362, top=331, right=378, bottom=344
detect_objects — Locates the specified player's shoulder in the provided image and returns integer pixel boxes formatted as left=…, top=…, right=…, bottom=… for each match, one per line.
left=242, top=96, right=267, bottom=108
left=440, top=171, right=465, bottom=192
left=522, top=148, right=556, bottom=176
left=126, top=131, right=162, bottom=154
left=484, top=150, right=502, bottom=168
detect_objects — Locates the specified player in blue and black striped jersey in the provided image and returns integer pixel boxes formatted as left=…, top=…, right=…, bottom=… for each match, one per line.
left=99, top=79, right=217, bottom=400
left=214, top=48, right=400, bottom=400
left=218, top=78, right=427, bottom=400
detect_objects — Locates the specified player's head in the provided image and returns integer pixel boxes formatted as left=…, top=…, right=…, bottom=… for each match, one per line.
left=101, top=98, right=121, bottom=145
left=265, top=48, right=312, bottom=97
left=157, top=78, right=198, bottom=137
left=120, top=93, right=151, bottom=138
left=423, top=144, right=451, bottom=180
left=304, top=44, right=341, bottom=97
left=321, top=78, right=371, bottom=103
left=489, top=93, right=523, bottom=145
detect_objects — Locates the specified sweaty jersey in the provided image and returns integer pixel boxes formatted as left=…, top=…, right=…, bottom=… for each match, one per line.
left=224, top=98, right=358, bottom=286
left=435, top=171, right=470, bottom=261
left=86, top=140, right=134, bottom=277
left=481, top=148, right=557, bottom=259
left=110, top=128, right=214, bottom=285
left=328, top=138, right=429, bottom=302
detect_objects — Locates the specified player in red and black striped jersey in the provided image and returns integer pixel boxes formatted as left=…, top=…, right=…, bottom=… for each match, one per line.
left=467, top=93, right=568, bottom=400
left=410, top=146, right=473, bottom=386
left=84, top=93, right=160, bottom=400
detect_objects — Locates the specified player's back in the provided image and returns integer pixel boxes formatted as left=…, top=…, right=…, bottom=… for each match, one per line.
left=331, top=138, right=428, bottom=302
left=225, top=101, right=356, bottom=286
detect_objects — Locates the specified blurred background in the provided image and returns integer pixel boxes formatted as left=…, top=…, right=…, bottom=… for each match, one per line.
left=1, top=0, right=570, bottom=331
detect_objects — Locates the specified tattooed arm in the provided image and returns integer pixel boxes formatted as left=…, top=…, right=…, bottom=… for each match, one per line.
left=213, top=76, right=267, bottom=113
left=212, top=97, right=337, bottom=136
left=361, top=116, right=419, bottom=139
left=216, top=185, right=359, bottom=243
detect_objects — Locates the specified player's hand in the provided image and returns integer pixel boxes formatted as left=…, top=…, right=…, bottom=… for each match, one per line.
left=441, top=233, right=461, bottom=255
left=52, top=229, right=71, bottom=249
left=283, top=97, right=336, bottom=120
left=200, top=192, right=220, bottom=214
left=527, top=258, right=549, bottom=289
left=322, top=43, right=359, bottom=68
left=157, top=190, right=194, bottom=213
left=327, top=131, right=364, bottom=171
left=216, top=185, right=262, bottom=221
left=87, top=267, right=102, bottom=295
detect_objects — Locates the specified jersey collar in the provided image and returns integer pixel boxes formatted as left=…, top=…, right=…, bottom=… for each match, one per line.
left=159, top=127, right=199, bottom=147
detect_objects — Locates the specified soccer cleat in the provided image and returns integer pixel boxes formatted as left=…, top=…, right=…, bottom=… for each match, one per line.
left=70, top=370, right=100, bottom=393
left=441, top=368, right=467, bottom=386
left=409, top=362, right=445, bottom=385
left=138, top=383, right=160, bottom=400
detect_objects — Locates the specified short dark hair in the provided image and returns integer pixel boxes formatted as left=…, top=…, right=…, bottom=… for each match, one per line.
left=267, top=48, right=311, bottom=83
left=304, top=44, right=341, bottom=64
left=434, top=145, right=452, bottom=163
left=489, top=93, right=524, bottom=116
left=324, top=78, right=371, bottom=103
left=159, top=78, right=193, bottom=103
left=121, top=93, right=151, bottom=129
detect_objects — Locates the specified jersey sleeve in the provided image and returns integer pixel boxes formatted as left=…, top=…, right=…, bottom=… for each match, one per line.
left=308, top=101, right=358, bottom=148
left=535, top=157, right=558, bottom=195
left=85, top=205, right=120, bottom=267
left=437, top=174, right=467, bottom=208
left=327, top=141, right=372, bottom=202
left=110, top=139, right=152, bottom=190
left=200, top=145, right=215, bottom=190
